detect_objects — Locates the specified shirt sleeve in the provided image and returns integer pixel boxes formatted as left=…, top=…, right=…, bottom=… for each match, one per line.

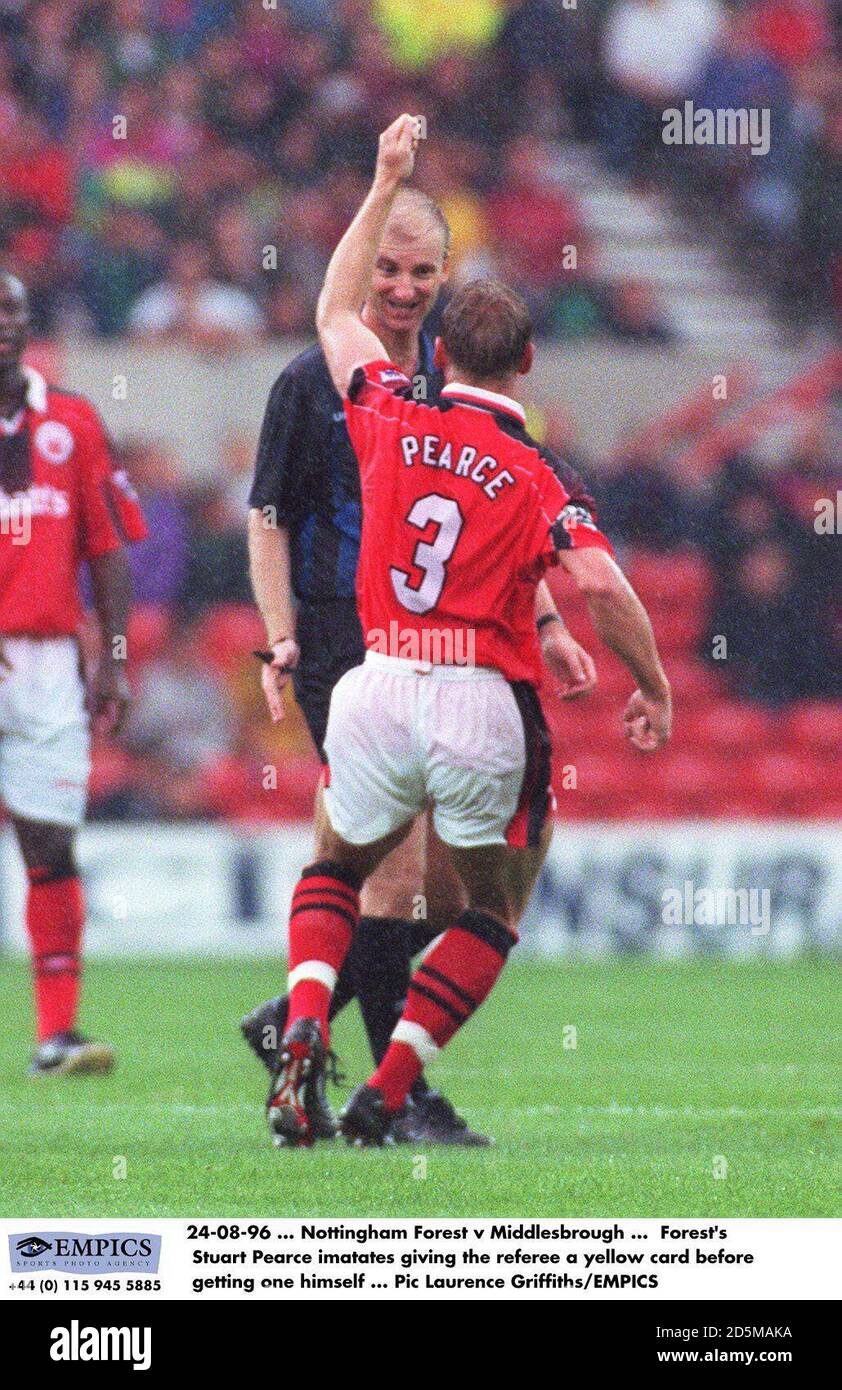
left=526, top=462, right=614, bottom=574
left=544, top=447, right=598, bottom=518
left=76, top=403, right=147, bottom=559
left=248, top=366, right=310, bottom=523
left=343, top=359, right=413, bottom=488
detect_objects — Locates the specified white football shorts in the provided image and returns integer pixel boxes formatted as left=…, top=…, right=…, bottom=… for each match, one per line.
left=0, top=636, right=90, bottom=827
left=322, top=651, right=553, bottom=849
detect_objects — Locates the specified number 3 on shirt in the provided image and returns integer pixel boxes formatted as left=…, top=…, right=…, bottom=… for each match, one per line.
left=390, top=493, right=464, bottom=614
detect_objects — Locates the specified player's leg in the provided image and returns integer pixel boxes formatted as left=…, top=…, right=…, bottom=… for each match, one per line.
left=240, top=775, right=364, bottom=1068
left=341, top=832, right=551, bottom=1144
left=13, top=817, right=113, bottom=1076
left=1, top=635, right=109, bottom=1076
left=385, top=815, right=494, bottom=1145
left=266, top=657, right=425, bottom=1146
left=240, top=596, right=367, bottom=1065
left=267, top=815, right=416, bottom=1147
left=340, top=669, right=553, bottom=1144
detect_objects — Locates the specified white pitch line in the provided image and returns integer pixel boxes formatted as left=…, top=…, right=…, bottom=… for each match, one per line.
left=470, top=1105, right=842, bottom=1120
left=3, top=1101, right=839, bottom=1121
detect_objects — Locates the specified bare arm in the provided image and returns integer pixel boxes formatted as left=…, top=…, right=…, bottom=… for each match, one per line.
left=560, top=547, right=671, bottom=749
left=316, top=114, right=421, bottom=396
left=88, top=547, right=133, bottom=733
left=535, top=579, right=597, bottom=699
left=248, top=508, right=296, bottom=644
left=248, top=508, right=299, bottom=723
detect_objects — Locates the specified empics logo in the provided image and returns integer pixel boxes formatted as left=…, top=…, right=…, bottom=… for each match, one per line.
left=50, top=1321, right=151, bottom=1372
left=9, top=1231, right=161, bottom=1273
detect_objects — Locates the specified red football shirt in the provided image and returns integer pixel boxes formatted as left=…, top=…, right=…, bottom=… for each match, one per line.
left=344, top=360, right=613, bottom=686
left=0, top=369, right=147, bottom=637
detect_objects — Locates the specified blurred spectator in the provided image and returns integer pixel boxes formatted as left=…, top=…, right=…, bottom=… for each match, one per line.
left=120, top=623, right=237, bottom=818
left=129, top=237, right=265, bottom=349
left=0, top=0, right=835, bottom=340
left=178, top=485, right=252, bottom=619
left=601, top=0, right=722, bottom=177
left=699, top=455, right=841, bottom=702
left=77, top=206, right=165, bottom=335
left=487, top=136, right=587, bottom=319
left=117, top=442, right=191, bottom=606
left=705, top=535, right=838, bottom=702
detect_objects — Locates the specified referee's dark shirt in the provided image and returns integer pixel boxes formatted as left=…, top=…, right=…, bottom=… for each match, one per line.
left=249, top=333, right=440, bottom=601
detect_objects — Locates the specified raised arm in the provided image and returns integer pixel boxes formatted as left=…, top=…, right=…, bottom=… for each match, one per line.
left=316, top=114, right=421, bottom=396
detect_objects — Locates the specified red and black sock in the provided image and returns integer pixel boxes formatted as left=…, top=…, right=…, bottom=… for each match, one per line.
left=286, top=860, right=361, bottom=1043
left=370, top=909, right=516, bottom=1112
left=26, top=865, right=85, bottom=1043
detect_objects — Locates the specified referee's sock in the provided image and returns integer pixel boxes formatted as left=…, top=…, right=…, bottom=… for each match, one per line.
left=350, top=917, right=414, bottom=1066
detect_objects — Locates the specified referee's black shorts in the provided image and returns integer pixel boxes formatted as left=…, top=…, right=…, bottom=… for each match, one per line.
left=293, top=598, right=366, bottom=762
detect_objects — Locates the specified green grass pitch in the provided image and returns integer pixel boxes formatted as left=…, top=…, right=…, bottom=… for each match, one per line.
left=1, top=956, right=838, bottom=1218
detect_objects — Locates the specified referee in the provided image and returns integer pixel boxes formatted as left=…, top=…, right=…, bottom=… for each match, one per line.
left=242, top=189, right=598, bottom=1145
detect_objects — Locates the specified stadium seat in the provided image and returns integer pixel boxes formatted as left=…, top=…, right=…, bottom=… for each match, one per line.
left=88, top=745, right=137, bottom=798
left=683, top=701, right=777, bottom=749
left=649, top=607, right=706, bottom=655
left=625, top=548, right=714, bottom=607
left=127, top=603, right=171, bottom=666
left=742, top=750, right=822, bottom=801
left=195, top=604, right=265, bottom=673
left=665, top=657, right=727, bottom=703
left=784, top=701, right=842, bottom=752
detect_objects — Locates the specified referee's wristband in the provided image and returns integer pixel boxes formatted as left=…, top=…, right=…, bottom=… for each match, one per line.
left=537, top=612, right=564, bottom=633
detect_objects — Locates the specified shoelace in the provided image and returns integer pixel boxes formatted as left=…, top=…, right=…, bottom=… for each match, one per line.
left=324, top=1050, right=346, bottom=1087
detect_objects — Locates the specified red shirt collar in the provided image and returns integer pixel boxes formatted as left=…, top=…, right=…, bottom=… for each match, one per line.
left=439, top=381, right=526, bottom=425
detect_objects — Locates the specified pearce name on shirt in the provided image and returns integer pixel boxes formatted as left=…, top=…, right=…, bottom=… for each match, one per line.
left=399, top=433, right=515, bottom=501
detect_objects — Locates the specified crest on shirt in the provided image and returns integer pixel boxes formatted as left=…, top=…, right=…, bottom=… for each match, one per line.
left=34, top=420, right=75, bottom=465
left=557, top=502, right=597, bottom=532
left=379, top=368, right=410, bottom=386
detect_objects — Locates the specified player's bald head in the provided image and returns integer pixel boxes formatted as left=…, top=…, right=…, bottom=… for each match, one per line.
left=0, top=271, right=30, bottom=366
left=382, top=188, right=450, bottom=265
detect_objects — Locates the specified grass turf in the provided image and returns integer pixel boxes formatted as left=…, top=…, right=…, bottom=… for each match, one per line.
left=1, top=956, right=838, bottom=1219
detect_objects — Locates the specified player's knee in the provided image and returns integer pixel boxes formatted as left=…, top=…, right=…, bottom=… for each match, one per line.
left=361, top=874, right=421, bottom=920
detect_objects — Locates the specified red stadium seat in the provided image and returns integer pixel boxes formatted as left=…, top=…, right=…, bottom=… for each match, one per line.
left=742, top=750, right=821, bottom=801
left=664, top=657, right=727, bottom=704
left=195, top=604, right=265, bottom=673
left=683, top=701, right=777, bottom=749
left=88, top=745, right=137, bottom=798
left=199, top=754, right=319, bottom=820
left=788, top=788, right=842, bottom=818
left=649, top=606, right=706, bottom=655
left=127, top=603, right=171, bottom=665
left=625, top=548, right=714, bottom=607
left=784, top=701, right=842, bottom=753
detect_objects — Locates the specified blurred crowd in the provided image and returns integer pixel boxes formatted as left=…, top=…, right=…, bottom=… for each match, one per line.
left=1, top=0, right=838, bottom=342
left=598, top=0, right=841, bottom=327
left=1, top=0, right=838, bottom=820
left=80, top=390, right=839, bottom=823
